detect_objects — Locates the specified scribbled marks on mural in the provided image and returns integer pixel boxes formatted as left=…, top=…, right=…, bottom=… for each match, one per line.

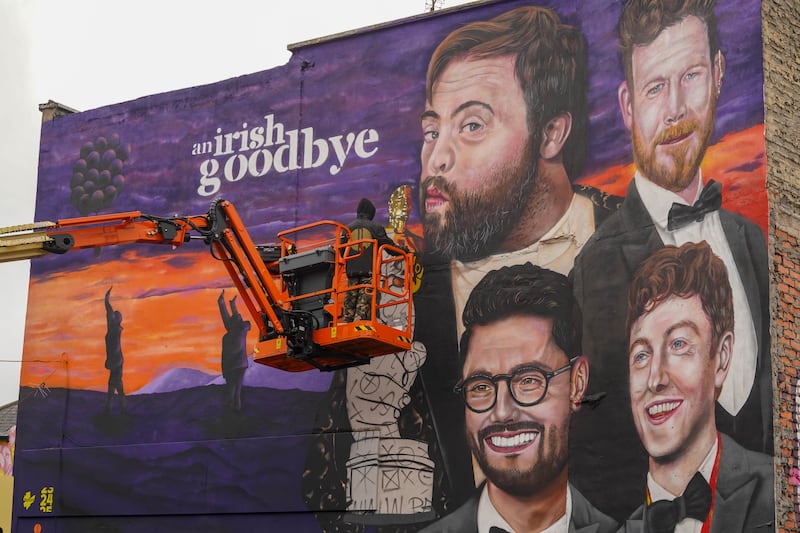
left=70, top=133, right=130, bottom=215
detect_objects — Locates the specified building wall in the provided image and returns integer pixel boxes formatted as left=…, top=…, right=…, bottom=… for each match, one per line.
left=12, top=1, right=780, bottom=531
left=0, top=474, right=11, bottom=533
left=764, top=1, right=800, bottom=531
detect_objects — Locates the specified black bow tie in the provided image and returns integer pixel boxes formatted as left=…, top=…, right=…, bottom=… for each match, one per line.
left=489, top=528, right=510, bottom=533
left=667, top=180, right=723, bottom=231
left=647, top=472, right=712, bottom=533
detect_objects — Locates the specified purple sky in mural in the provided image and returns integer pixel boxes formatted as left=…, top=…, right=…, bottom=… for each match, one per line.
left=13, top=0, right=768, bottom=527
left=32, top=0, right=763, bottom=278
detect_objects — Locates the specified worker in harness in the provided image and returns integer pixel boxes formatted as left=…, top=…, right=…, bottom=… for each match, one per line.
left=342, top=198, right=401, bottom=322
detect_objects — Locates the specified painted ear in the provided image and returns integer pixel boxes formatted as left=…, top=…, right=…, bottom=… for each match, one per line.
left=539, top=112, right=572, bottom=160
left=714, top=51, right=726, bottom=97
left=618, top=80, right=633, bottom=132
left=570, top=356, right=589, bottom=411
left=714, top=331, right=733, bottom=390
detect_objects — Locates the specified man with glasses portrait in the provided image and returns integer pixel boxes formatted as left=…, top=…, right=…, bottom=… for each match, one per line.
left=421, top=263, right=616, bottom=533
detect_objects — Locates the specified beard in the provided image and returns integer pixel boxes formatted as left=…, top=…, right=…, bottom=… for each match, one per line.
left=420, top=137, right=538, bottom=262
left=469, top=420, right=568, bottom=498
left=631, top=106, right=716, bottom=193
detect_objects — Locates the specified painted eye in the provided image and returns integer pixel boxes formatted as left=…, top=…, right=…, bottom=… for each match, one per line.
left=670, top=339, right=687, bottom=351
left=466, top=379, right=494, bottom=397
left=423, top=130, right=439, bottom=142
left=632, top=350, right=650, bottom=366
left=515, top=372, right=545, bottom=391
left=646, top=83, right=664, bottom=97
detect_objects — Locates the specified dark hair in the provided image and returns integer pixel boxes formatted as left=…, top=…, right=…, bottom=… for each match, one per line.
left=626, top=241, right=733, bottom=353
left=459, top=263, right=582, bottom=364
left=618, top=0, right=719, bottom=89
left=356, top=198, right=375, bottom=219
left=426, top=6, right=588, bottom=181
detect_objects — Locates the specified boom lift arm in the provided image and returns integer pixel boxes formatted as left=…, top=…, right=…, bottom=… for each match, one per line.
left=0, top=199, right=414, bottom=372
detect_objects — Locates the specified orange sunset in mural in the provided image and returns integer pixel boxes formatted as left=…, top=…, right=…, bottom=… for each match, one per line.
left=20, top=126, right=767, bottom=395
left=21, top=248, right=235, bottom=392
left=581, top=125, right=768, bottom=234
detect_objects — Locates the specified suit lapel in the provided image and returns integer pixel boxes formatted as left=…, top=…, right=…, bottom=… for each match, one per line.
left=622, top=505, right=645, bottom=533
left=710, top=477, right=757, bottom=533
left=619, top=182, right=663, bottom=275
left=718, top=212, right=762, bottom=340
left=709, top=436, right=758, bottom=533
left=568, top=484, right=613, bottom=533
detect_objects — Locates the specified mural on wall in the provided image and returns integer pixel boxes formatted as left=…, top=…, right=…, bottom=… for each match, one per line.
left=12, top=0, right=771, bottom=532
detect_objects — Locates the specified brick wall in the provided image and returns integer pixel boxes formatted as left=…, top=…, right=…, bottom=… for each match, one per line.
left=763, top=1, right=800, bottom=531
left=774, top=227, right=799, bottom=531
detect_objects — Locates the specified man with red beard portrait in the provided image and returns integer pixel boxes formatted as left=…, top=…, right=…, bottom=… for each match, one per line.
left=412, top=5, right=621, bottom=510
left=569, top=0, right=771, bottom=522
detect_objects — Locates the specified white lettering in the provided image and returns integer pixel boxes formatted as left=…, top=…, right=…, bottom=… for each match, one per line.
left=273, top=129, right=299, bottom=172
left=329, top=132, right=356, bottom=175
left=264, top=114, right=284, bottom=146
left=248, top=149, right=273, bottom=177
left=354, top=129, right=379, bottom=158
left=193, top=114, right=382, bottom=196
left=197, top=158, right=221, bottom=197
left=224, top=154, right=248, bottom=182
left=249, top=126, right=265, bottom=150
left=302, top=127, right=328, bottom=168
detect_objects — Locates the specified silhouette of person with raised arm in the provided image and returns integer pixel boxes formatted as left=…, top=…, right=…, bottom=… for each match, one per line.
left=104, top=286, right=126, bottom=414
left=218, top=289, right=251, bottom=412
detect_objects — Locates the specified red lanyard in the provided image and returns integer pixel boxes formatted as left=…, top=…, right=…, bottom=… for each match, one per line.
left=701, top=433, right=722, bottom=533
left=645, top=432, right=722, bottom=532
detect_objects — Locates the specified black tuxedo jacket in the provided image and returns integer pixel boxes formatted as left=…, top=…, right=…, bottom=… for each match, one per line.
left=568, top=180, right=772, bottom=522
left=619, top=434, right=774, bottom=533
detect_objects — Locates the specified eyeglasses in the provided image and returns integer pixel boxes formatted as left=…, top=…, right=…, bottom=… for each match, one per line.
left=453, top=357, right=577, bottom=413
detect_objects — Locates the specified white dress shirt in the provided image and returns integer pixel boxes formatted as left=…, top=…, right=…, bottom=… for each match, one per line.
left=477, top=483, right=572, bottom=533
left=451, top=193, right=596, bottom=340
left=646, top=437, right=718, bottom=533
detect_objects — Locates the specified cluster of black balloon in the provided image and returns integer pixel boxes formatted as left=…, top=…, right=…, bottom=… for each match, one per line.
left=70, top=134, right=130, bottom=215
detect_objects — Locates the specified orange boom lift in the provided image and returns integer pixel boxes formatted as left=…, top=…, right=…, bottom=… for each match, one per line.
left=0, top=199, right=413, bottom=372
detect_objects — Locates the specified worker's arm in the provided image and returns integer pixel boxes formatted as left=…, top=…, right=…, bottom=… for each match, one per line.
left=374, top=225, right=406, bottom=255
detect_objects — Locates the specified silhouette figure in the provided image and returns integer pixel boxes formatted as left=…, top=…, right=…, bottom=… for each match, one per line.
left=104, top=287, right=126, bottom=414
left=218, top=290, right=251, bottom=412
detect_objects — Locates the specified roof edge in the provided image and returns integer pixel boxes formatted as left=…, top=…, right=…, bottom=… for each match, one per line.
left=287, top=0, right=495, bottom=52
